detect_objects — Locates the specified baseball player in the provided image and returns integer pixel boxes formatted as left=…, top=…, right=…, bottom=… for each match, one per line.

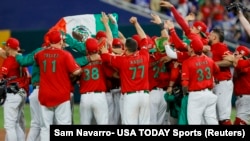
left=148, top=44, right=168, bottom=125
left=100, top=16, right=150, bottom=125
left=78, top=37, right=109, bottom=124
left=1, top=37, right=29, bottom=141
left=207, top=28, right=234, bottom=125
left=34, top=30, right=82, bottom=141
left=160, top=1, right=208, bottom=45
left=15, top=45, right=44, bottom=141
left=230, top=46, right=250, bottom=125
left=158, top=18, right=188, bottom=124
left=181, top=37, right=219, bottom=125
left=15, top=32, right=96, bottom=140
left=97, top=12, right=120, bottom=125
left=106, top=38, right=124, bottom=125
left=148, top=14, right=168, bottom=124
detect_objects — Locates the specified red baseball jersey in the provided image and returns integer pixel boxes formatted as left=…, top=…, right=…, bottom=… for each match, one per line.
left=157, top=53, right=170, bottom=89
left=79, top=60, right=108, bottom=93
left=168, top=60, right=182, bottom=87
left=101, top=46, right=149, bottom=94
left=210, top=42, right=232, bottom=81
left=34, top=47, right=80, bottom=107
left=182, top=54, right=219, bottom=91
left=148, top=52, right=161, bottom=90
left=169, top=28, right=187, bottom=52
left=104, top=63, right=121, bottom=90
left=233, top=62, right=250, bottom=96
left=0, top=56, right=28, bottom=89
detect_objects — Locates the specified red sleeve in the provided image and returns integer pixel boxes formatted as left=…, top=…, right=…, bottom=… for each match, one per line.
left=236, top=59, right=250, bottom=69
left=170, top=6, right=191, bottom=36
left=212, top=60, right=220, bottom=75
left=169, top=28, right=187, bottom=51
left=101, top=53, right=123, bottom=70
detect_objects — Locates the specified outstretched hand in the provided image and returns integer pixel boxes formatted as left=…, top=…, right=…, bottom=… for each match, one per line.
left=99, top=37, right=109, bottom=54
left=101, top=12, right=109, bottom=25
left=159, top=1, right=174, bottom=8
left=150, top=13, right=162, bottom=25
left=129, top=16, right=138, bottom=25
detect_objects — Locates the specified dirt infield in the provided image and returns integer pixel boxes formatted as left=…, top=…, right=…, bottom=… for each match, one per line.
left=0, top=128, right=29, bottom=140
left=0, top=129, right=4, bottom=141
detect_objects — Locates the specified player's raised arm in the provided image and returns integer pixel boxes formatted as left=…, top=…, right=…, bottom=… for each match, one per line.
left=130, top=16, right=147, bottom=40
left=150, top=13, right=169, bottom=38
left=101, top=11, right=113, bottom=45
left=238, top=10, right=250, bottom=36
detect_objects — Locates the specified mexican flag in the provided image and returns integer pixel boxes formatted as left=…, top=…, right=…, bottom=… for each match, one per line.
left=44, top=13, right=118, bottom=43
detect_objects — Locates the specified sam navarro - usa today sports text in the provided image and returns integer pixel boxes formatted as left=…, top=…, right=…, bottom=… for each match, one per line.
left=51, top=125, right=246, bottom=138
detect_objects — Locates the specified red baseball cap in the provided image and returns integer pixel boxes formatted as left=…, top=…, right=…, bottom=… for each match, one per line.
left=48, top=30, right=62, bottom=44
left=193, top=21, right=207, bottom=37
left=112, top=38, right=123, bottom=48
left=95, top=31, right=107, bottom=40
left=236, top=45, right=250, bottom=56
left=2, top=37, right=20, bottom=50
left=190, top=37, right=203, bottom=54
left=132, top=34, right=141, bottom=45
left=85, top=37, right=99, bottom=53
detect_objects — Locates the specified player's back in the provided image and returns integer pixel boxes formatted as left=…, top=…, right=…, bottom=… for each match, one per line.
left=79, top=60, right=107, bottom=93
left=34, top=47, right=80, bottom=107
left=182, top=54, right=217, bottom=91
left=118, top=51, right=149, bottom=93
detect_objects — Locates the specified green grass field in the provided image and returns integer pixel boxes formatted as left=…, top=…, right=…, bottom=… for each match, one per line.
left=0, top=103, right=81, bottom=129
left=0, top=103, right=236, bottom=128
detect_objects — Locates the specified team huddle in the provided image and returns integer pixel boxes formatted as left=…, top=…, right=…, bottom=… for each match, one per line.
left=1, top=1, right=250, bottom=141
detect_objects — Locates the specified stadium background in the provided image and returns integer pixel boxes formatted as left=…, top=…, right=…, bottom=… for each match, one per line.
left=0, top=0, right=237, bottom=104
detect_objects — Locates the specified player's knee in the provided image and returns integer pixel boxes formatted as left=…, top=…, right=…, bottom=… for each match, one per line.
left=234, top=117, right=247, bottom=125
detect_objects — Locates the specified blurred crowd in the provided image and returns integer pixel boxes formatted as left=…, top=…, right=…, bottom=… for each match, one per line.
left=124, top=0, right=250, bottom=44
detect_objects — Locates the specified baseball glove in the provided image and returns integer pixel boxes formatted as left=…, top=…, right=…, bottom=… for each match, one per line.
left=0, top=80, right=7, bottom=105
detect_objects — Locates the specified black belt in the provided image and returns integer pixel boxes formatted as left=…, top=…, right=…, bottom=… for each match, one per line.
left=215, top=79, right=231, bottom=84
left=190, top=88, right=212, bottom=92
left=93, top=91, right=105, bottom=93
left=152, top=87, right=162, bottom=90
left=32, top=86, right=39, bottom=89
left=125, top=90, right=149, bottom=95
left=83, top=91, right=106, bottom=94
